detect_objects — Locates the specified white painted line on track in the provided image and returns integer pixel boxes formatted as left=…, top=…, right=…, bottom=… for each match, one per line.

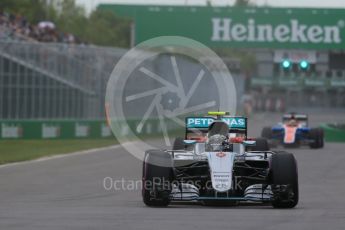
left=0, top=144, right=124, bottom=169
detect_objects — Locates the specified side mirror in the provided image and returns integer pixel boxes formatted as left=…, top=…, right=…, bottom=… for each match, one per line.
left=183, top=140, right=197, bottom=145
left=243, top=140, right=256, bottom=146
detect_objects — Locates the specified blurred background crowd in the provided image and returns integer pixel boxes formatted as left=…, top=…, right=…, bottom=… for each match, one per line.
left=0, top=0, right=130, bottom=47
left=0, top=9, right=81, bottom=44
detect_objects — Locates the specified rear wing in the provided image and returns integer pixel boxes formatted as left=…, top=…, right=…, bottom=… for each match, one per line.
left=282, top=114, right=308, bottom=126
left=185, top=116, right=247, bottom=138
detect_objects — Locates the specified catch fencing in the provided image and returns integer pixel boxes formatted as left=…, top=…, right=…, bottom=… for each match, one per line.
left=0, top=41, right=126, bottom=120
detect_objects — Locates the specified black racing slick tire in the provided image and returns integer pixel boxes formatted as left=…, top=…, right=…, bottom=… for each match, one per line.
left=142, top=150, right=173, bottom=207
left=270, top=152, right=299, bottom=208
left=173, top=137, right=185, bottom=150
left=319, top=129, right=324, bottom=148
left=250, top=138, right=270, bottom=151
left=261, top=127, right=272, bottom=139
left=309, top=128, right=323, bottom=149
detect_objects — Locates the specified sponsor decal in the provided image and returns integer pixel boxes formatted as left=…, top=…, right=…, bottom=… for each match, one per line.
left=221, top=117, right=246, bottom=128
left=1, top=123, right=23, bottom=138
left=330, top=79, right=345, bottom=87
left=187, top=117, right=246, bottom=129
left=187, top=118, right=214, bottom=128
left=42, top=124, right=60, bottom=139
left=101, top=124, right=112, bottom=137
left=304, top=79, right=325, bottom=86
left=274, top=50, right=316, bottom=63
left=75, top=123, right=90, bottom=137
left=207, top=152, right=235, bottom=192
left=216, top=152, right=226, bottom=158
left=212, top=18, right=342, bottom=44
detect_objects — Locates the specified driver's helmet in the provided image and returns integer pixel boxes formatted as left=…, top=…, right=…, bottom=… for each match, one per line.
left=207, top=121, right=229, bottom=151
left=287, top=119, right=298, bottom=127
left=207, top=134, right=226, bottom=152
left=208, top=121, right=229, bottom=137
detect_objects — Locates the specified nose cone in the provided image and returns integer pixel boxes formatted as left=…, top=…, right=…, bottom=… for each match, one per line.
left=206, top=151, right=236, bottom=192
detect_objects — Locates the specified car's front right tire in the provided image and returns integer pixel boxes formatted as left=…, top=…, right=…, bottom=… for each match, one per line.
left=309, top=128, right=324, bottom=149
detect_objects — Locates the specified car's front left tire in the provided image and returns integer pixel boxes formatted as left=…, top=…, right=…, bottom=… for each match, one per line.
left=173, top=137, right=185, bottom=150
left=142, top=150, right=173, bottom=207
left=270, top=152, right=299, bottom=208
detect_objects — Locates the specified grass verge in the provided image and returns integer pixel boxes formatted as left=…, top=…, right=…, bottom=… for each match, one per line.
left=0, top=139, right=118, bottom=165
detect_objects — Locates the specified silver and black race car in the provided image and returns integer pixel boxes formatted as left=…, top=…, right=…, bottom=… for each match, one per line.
left=142, top=112, right=298, bottom=208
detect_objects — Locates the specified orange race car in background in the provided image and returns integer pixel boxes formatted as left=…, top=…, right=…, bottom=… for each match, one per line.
left=261, top=113, right=324, bottom=148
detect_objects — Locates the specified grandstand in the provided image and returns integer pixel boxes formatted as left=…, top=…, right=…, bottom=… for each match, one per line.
left=0, top=22, right=126, bottom=120
left=0, top=43, right=127, bottom=120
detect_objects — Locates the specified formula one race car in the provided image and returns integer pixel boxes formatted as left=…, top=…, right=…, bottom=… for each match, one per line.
left=142, top=112, right=298, bottom=208
left=261, top=113, right=324, bottom=148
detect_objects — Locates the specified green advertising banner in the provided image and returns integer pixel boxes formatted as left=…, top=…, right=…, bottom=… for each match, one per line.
left=134, top=7, right=345, bottom=49
left=0, top=120, right=113, bottom=140
left=0, top=119, right=180, bottom=140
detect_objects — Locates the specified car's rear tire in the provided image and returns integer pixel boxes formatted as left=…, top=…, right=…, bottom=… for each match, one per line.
left=319, top=128, right=324, bottom=148
left=309, top=128, right=323, bottom=149
left=142, top=150, right=173, bottom=207
left=261, top=127, right=272, bottom=139
left=270, top=152, right=298, bottom=208
left=173, top=137, right=185, bottom=150
left=250, top=138, right=270, bottom=151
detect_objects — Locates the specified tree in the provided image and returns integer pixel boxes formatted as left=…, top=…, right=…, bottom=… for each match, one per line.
left=0, top=0, right=50, bottom=22
left=54, top=0, right=130, bottom=47
left=55, top=0, right=88, bottom=40
left=85, top=9, right=130, bottom=47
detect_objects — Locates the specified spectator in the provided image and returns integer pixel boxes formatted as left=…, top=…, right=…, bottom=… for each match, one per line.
left=0, top=9, right=85, bottom=45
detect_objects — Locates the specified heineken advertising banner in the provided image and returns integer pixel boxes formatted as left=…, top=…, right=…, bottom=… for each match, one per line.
left=135, top=8, right=345, bottom=49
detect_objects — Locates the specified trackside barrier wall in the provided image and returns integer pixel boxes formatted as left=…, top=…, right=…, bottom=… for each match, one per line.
left=0, top=119, right=179, bottom=140
left=320, top=124, right=345, bottom=142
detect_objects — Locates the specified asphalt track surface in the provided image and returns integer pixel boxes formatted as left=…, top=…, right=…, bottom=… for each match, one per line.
left=1, top=112, right=345, bottom=230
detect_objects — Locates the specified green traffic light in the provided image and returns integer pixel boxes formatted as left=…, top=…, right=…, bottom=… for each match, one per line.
left=299, top=60, right=309, bottom=69
left=282, top=60, right=291, bottom=69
